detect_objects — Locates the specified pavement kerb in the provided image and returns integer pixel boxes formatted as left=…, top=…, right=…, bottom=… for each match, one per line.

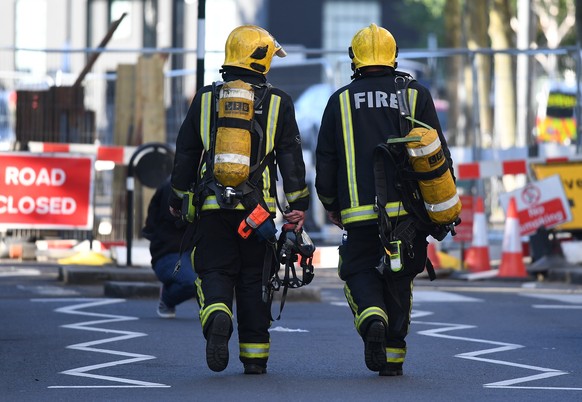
left=60, top=265, right=322, bottom=302
left=59, top=265, right=157, bottom=285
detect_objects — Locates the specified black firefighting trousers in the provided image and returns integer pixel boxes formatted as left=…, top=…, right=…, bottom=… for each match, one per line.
left=338, top=224, right=428, bottom=363
left=193, top=210, right=272, bottom=367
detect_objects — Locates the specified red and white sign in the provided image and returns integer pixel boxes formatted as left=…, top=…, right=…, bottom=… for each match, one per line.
left=0, top=153, right=95, bottom=229
left=453, top=194, right=474, bottom=243
left=499, top=175, right=572, bottom=236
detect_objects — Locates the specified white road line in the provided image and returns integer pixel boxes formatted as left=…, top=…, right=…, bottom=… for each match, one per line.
left=32, top=298, right=170, bottom=388
left=533, top=305, right=582, bottom=309
left=414, top=310, right=582, bottom=391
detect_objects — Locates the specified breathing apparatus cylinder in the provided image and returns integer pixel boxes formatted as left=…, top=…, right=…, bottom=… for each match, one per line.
left=405, top=127, right=461, bottom=225
left=214, top=80, right=254, bottom=187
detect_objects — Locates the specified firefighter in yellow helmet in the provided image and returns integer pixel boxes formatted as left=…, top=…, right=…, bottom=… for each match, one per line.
left=316, top=23, right=456, bottom=376
left=169, top=25, right=309, bottom=374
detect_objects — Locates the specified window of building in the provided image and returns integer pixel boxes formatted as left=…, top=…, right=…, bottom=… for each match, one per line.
left=323, top=0, right=380, bottom=87
left=109, top=0, right=132, bottom=39
left=15, top=0, right=47, bottom=74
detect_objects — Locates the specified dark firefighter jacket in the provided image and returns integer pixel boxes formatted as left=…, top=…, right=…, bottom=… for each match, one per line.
left=142, top=179, right=187, bottom=266
left=171, top=68, right=309, bottom=214
left=315, top=69, right=455, bottom=228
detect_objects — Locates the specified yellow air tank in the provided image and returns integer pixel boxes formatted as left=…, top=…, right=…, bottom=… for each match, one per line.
left=405, top=127, right=461, bottom=225
left=214, top=80, right=254, bottom=187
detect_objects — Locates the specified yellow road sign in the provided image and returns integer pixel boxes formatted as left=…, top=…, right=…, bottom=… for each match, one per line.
left=531, top=162, right=582, bottom=230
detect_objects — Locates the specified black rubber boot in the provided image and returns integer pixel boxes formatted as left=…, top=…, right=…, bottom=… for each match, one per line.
left=364, top=320, right=386, bottom=372
left=379, top=363, right=403, bottom=376
left=243, top=364, right=267, bottom=375
left=205, top=312, right=231, bottom=372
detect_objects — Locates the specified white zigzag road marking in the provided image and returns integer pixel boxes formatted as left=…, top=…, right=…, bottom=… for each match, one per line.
left=413, top=309, right=582, bottom=391
left=32, top=298, right=170, bottom=388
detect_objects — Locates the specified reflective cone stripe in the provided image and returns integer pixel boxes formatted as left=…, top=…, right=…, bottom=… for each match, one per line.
left=464, top=196, right=491, bottom=272
left=471, top=197, right=488, bottom=247
left=498, top=197, right=527, bottom=278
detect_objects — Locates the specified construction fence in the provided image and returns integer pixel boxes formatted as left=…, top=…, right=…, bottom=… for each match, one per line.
left=0, top=45, right=581, bottom=247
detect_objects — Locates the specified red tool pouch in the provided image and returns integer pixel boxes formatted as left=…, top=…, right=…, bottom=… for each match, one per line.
left=238, top=204, right=271, bottom=239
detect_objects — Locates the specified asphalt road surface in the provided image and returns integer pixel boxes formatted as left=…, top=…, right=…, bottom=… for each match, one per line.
left=2, top=264, right=582, bottom=402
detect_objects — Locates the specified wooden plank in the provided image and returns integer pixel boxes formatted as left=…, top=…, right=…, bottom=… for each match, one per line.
left=114, top=64, right=136, bottom=146
left=136, top=55, right=166, bottom=144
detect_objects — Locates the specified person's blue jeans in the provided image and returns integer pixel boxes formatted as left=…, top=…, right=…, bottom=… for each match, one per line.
left=153, top=251, right=197, bottom=308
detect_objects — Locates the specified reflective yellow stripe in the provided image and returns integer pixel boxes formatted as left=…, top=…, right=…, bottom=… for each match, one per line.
left=384, top=202, right=408, bottom=217
left=341, top=205, right=377, bottom=225
left=172, top=187, right=186, bottom=198
left=200, top=91, right=213, bottom=150
left=341, top=203, right=408, bottom=225
left=195, top=276, right=204, bottom=307
left=318, top=194, right=335, bottom=205
left=386, top=347, right=406, bottom=363
left=266, top=95, right=280, bottom=154
left=201, top=196, right=246, bottom=211
left=407, top=88, right=418, bottom=124
left=264, top=197, right=277, bottom=213
left=355, top=307, right=388, bottom=335
left=343, top=283, right=358, bottom=316
left=262, top=94, right=281, bottom=203
left=286, top=187, right=309, bottom=203
left=200, top=303, right=232, bottom=328
left=200, top=194, right=275, bottom=212
left=239, top=342, right=270, bottom=359
left=339, top=89, right=358, bottom=207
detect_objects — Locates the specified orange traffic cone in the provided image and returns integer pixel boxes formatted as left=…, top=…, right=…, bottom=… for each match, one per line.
left=498, top=197, right=527, bottom=278
left=464, top=196, right=491, bottom=272
left=427, top=236, right=441, bottom=270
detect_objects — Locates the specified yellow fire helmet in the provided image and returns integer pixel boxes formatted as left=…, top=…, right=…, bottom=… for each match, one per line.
left=349, top=23, right=397, bottom=70
left=223, top=25, right=287, bottom=74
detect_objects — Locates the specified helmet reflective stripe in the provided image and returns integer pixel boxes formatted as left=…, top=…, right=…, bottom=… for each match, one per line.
left=407, top=136, right=441, bottom=157
left=200, top=303, right=232, bottom=328
left=239, top=343, right=270, bottom=359
left=386, top=347, right=406, bottom=363
left=339, top=89, right=359, bottom=207
left=355, top=306, right=388, bottom=335
left=201, top=91, right=213, bottom=150
left=350, top=23, right=397, bottom=69
left=425, top=192, right=460, bottom=213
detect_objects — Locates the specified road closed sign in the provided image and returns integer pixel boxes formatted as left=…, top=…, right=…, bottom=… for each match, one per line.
left=499, top=174, right=572, bottom=236
left=0, top=153, right=94, bottom=229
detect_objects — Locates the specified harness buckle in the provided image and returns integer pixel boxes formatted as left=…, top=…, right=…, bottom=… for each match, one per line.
left=223, top=186, right=242, bottom=205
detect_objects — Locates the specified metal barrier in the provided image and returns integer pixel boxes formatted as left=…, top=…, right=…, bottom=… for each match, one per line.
left=1, top=45, right=581, bottom=242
